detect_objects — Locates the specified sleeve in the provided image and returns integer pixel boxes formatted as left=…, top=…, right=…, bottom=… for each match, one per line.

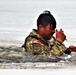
left=64, top=48, right=71, bottom=54
left=49, top=37, right=67, bottom=56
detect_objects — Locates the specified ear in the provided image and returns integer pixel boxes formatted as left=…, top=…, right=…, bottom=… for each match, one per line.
left=38, top=24, right=43, bottom=29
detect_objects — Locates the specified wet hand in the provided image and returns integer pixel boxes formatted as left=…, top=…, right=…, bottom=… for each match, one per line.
left=69, top=45, right=76, bottom=52
left=55, top=29, right=66, bottom=43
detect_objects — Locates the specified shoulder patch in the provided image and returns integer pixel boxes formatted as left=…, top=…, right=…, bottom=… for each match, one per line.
left=32, top=43, right=41, bottom=54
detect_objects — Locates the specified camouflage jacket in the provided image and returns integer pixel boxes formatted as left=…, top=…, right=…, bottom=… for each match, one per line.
left=22, top=29, right=67, bottom=56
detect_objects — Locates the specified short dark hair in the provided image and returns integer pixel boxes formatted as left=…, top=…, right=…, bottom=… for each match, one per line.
left=37, top=10, right=56, bottom=30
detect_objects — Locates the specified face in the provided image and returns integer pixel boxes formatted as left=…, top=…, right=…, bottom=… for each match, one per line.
left=42, top=24, right=55, bottom=40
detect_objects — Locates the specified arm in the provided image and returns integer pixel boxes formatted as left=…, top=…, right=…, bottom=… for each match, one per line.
left=48, top=29, right=71, bottom=56
left=49, top=37, right=67, bottom=56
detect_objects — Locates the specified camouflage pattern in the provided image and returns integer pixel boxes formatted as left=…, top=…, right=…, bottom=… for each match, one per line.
left=23, top=29, right=67, bottom=56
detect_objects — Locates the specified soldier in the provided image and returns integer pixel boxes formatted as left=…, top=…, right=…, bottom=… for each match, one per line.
left=22, top=10, right=76, bottom=56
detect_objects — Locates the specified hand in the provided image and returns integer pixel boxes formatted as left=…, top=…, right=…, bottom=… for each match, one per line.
left=69, top=45, right=76, bottom=52
left=55, top=29, right=66, bottom=43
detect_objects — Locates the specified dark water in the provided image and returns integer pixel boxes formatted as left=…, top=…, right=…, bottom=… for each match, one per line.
left=0, top=46, right=76, bottom=69
left=0, top=46, right=76, bottom=63
left=0, top=46, right=59, bottom=63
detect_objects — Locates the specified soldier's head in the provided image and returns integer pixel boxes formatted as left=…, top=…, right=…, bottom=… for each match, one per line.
left=37, top=10, right=56, bottom=40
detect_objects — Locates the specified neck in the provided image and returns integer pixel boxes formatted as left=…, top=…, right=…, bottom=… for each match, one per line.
left=37, top=30, right=43, bottom=37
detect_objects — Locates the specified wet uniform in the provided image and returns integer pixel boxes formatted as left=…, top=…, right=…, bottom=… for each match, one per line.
left=22, top=29, right=71, bottom=56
